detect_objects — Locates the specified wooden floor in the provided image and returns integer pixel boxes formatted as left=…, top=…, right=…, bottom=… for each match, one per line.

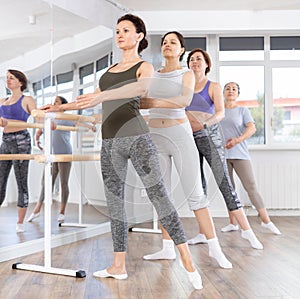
left=0, top=215, right=299, bottom=299
left=0, top=201, right=109, bottom=248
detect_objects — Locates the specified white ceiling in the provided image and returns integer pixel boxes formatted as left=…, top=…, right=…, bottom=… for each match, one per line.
left=1, top=0, right=300, bottom=73
left=0, top=0, right=95, bottom=64
left=116, top=0, right=300, bottom=11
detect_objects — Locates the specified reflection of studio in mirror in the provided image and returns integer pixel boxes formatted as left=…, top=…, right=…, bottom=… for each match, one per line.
left=0, top=0, right=119, bottom=262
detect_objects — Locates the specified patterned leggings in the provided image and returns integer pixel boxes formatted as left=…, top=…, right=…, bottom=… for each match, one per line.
left=193, top=124, right=242, bottom=211
left=101, top=133, right=187, bottom=252
left=0, top=130, right=31, bottom=208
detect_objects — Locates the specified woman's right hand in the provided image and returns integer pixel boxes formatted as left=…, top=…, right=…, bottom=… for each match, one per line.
left=76, top=92, right=103, bottom=109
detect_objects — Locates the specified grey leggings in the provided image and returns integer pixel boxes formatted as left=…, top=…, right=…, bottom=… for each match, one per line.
left=194, top=124, right=242, bottom=211
left=101, top=133, right=187, bottom=252
left=39, top=162, right=72, bottom=205
left=227, top=159, right=265, bottom=210
left=0, top=130, right=31, bottom=208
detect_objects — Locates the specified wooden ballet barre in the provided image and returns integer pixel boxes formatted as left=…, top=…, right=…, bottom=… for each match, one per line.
left=34, top=154, right=100, bottom=163
left=31, top=109, right=95, bottom=123
left=6, top=121, right=88, bottom=132
left=0, top=154, right=36, bottom=160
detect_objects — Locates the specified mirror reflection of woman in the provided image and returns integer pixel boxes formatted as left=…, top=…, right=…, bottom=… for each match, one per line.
left=141, top=31, right=232, bottom=269
left=27, top=96, right=74, bottom=224
left=40, top=14, right=203, bottom=290
left=221, top=82, right=281, bottom=235
left=185, top=49, right=263, bottom=250
left=0, top=69, right=37, bottom=233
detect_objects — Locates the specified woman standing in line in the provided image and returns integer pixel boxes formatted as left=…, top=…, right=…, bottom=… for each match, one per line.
left=185, top=48, right=263, bottom=249
left=0, top=69, right=37, bottom=233
left=41, top=14, right=202, bottom=289
left=220, top=82, right=281, bottom=235
left=141, top=31, right=232, bottom=269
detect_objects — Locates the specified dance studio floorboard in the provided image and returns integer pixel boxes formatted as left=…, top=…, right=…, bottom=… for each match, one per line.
left=0, top=216, right=299, bottom=299
left=0, top=201, right=109, bottom=248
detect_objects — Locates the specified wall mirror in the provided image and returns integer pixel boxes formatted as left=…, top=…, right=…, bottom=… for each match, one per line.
left=0, top=0, right=125, bottom=262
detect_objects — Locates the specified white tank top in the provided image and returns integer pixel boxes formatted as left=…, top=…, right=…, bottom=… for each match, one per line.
left=148, top=69, right=188, bottom=119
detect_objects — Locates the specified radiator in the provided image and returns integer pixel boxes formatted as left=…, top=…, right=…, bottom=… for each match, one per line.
left=234, top=152, right=300, bottom=210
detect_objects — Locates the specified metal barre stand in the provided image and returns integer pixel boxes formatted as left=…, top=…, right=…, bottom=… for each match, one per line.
left=12, top=112, right=89, bottom=277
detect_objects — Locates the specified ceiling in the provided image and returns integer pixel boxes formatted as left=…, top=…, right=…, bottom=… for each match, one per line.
left=1, top=0, right=300, bottom=72
left=0, top=0, right=95, bottom=64
left=116, top=0, right=300, bottom=11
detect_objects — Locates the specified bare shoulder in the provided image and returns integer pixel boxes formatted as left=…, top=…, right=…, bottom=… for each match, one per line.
left=23, top=96, right=35, bottom=105
left=138, top=61, right=154, bottom=77
left=210, top=81, right=222, bottom=90
left=183, top=69, right=194, bottom=79
left=23, top=95, right=35, bottom=102
left=23, top=95, right=37, bottom=113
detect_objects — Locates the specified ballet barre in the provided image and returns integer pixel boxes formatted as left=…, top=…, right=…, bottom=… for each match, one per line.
left=31, top=109, right=95, bottom=123
left=6, top=120, right=89, bottom=132
left=0, top=154, right=35, bottom=160
left=12, top=111, right=94, bottom=278
left=34, top=154, right=100, bottom=163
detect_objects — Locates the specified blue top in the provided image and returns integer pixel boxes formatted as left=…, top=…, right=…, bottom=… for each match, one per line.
left=186, top=81, right=214, bottom=114
left=52, top=119, right=74, bottom=154
left=148, top=69, right=187, bottom=119
left=220, top=106, right=254, bottom=160
left=0, top=95, right=30, bottom=122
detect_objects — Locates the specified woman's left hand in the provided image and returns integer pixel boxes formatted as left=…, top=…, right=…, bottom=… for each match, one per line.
left=0, top=117, right=8, bottom=127
left=40, top=104, right=61, bottom=112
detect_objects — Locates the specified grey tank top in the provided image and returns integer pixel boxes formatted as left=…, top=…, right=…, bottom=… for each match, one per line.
left=99, top=61, right=149, bottom=139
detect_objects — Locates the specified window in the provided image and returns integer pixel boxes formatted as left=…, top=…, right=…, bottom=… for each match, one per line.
left=219, top=37, right=264, bottom=61
left=270, top=36, right=300, bottom=60
left=57, top=71, right=74, bottom=102
left=182, top=37, right=207, bottom=67
left=272, top=67, right=300, bottom=143
left=96, top=55, right=109, bottom=81
left=185, top=37, right=206, bottom=51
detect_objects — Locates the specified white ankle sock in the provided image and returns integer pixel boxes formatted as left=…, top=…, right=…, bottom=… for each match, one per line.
left=241, top=229, right=263, bottom=249
left=179, top=260, right=203, bottom=290
left=187, top=233, right=208, bottom=245
left=261, top=222, right=281, bottom=235
left=143, top=239, right=176, bottom=260
left=207, top=238, right=232, bottom=269
left=186, top=269, right=203, bottom=290
left=221, top=224, right=239, bottom=232
left=26, top=212, right=40, bottom=222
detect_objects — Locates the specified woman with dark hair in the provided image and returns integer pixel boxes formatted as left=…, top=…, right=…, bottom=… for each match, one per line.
left=0, top=69, right=37, bottom=233
left=27, top=96, right=74, bottom=224
left=185, top=48, right=263, bottom=249
left=221, top=82, right=281, bottom=235
left=141, top=31, right=232, bottom=269
left=40, top=14, right=203, bottom=289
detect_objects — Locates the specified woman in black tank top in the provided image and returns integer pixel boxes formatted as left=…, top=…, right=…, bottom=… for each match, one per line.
left=41, top=14, right=203, bottom=289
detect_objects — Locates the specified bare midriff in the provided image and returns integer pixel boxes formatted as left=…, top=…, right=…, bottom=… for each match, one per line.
left=148, top=117, right=188, bottom=128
